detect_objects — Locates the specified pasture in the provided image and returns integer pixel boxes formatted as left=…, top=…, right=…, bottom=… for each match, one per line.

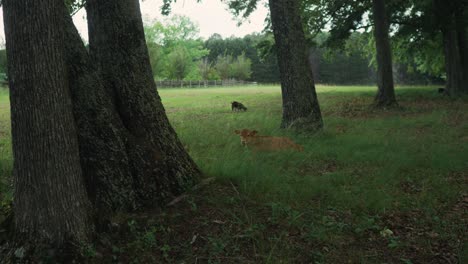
left=0, top=85, right=467, bottom=263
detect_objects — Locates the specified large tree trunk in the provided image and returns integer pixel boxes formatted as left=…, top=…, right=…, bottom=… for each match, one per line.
left=442, top=25, right=465, bottom=96
left=455, top=7, right=468, bottom=91
left=268, top=0, right=323, bottom=131
left=86, top=0, right=200, bottom=205
left=3, top=0, right=91, bottom=247
left=371, top=0, right=397, bottom=107
left=63, top=11, right=137, bottom=218
left=436, top=0, right=467, bottom=96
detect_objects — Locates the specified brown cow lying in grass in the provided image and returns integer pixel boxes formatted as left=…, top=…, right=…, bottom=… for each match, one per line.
left=234, top=129, right=304, bottom=152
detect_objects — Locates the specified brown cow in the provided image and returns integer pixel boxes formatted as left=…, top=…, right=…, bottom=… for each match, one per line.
left=234, top=129, right=304, bottom=152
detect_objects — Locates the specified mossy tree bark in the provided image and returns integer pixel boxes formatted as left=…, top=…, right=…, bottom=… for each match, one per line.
left=86, top=0, right=200, bottom=205
left=268, top=0, right=323, bottom=131
left=3, top=0, right=91, bottom=248
left=371, top=0, right=397, bottom=107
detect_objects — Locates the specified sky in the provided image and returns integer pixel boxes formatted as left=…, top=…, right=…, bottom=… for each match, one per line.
left=0, top=0, right=269, bottom=45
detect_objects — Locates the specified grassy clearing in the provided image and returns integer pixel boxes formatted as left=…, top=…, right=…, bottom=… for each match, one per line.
left=0, top=85, right=467, bottom=263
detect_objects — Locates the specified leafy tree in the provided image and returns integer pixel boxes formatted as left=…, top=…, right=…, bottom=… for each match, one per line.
left=204, top=33, right=280, bottom=83
left=198, top=57, right=218, bottom=80
left=422, top=0, right=467, bottom=95
left=166, top=46, right=191, bottom=80
left=231, top=52, right=252, bottom=80
left=303, top=0, right=467, bottom=96
left=215, top=54, right=234, bottom=80
left=147, top=42, right=165, bottom=78
left=144, top=15, right=209, bottom=80
left=371, top=0, right=397, bottom=106
left=268, top=0, right=323, bottom=130
left=303, top=0, right=398, bottom=106
left=224, top=0, right=324, bottom=130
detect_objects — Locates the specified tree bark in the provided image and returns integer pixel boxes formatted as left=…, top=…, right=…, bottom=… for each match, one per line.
left=268, top=0, right=323, bottom=131
left=3, top=0, right=91, bottom=246
left=435, top=0, right=467, bottom=96
left=442, top=25, right=465, bottom=96
left=86, top=0, right=200, bottom=205
left=371, top=0, right=397, bottom=107
left=63, top=11, right=137, bottom=217
left=456, top=7, right=468, bottom=91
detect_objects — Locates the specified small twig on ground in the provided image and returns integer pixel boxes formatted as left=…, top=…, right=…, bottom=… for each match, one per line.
left=230, top=181, right=240, bottom=195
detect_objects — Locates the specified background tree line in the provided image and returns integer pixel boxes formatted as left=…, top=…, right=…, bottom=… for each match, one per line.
left=142, top=13, right=447, bottom=85
left=0, top=14, right=446, bottom=85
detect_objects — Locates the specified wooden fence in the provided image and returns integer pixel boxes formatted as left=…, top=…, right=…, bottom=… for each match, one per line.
left=155, top=80, right=257, bottom=88
left=0, top=80, right=259, bottom=89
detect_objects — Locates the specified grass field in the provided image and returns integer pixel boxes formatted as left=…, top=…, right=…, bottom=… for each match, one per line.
left=0, top=85, right=467, bottom=263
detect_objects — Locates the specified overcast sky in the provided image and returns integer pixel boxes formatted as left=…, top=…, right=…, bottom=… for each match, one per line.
left=0, top=0, right=269, bottom=45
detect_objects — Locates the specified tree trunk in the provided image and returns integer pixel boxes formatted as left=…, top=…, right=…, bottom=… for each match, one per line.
left=63, top=10, right=137, bottom=217
left=456, top=8, right=468, bottom=91
left=86, top=0, right=200, bottom=205
left=3, top=0, right=91, bottom=246
left=268, top=0, right=323, bottom=131
left=436, top=0, right=467, bottom=96
left=371, top=0, right=397, bottom=107
left=442, top=25, right=465, bottom=96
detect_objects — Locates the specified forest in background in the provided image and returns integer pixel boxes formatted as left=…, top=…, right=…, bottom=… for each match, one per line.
left=0, top=14, right=445, bottom=85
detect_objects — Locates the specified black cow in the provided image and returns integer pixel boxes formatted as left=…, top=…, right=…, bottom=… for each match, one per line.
left=231, top=101, right=247, bottom=111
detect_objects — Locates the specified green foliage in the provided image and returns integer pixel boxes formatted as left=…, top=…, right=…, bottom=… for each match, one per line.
left=392, top=34, right=445, bottom=78
left=303, top=0, right=372, bottom=49
left=230, top=52, right=252, bottom=80
left=197, top=58, right=218, bottom=80
left=310, top=32, right=375, bottom=84
left=214, top=54, right=233, bottom=80
left=144, top=15, right=209, bottom=80
left=204, top=33, right=280, bottom=83
left=301, top=0, right=466, bottom=82
left=213, top=52, right=252, bottom=81
left=166, top=46, right=191, bottom=80
left=389, top=0, right=466, bottom=79
left=223, top=0, right=259, bottom=20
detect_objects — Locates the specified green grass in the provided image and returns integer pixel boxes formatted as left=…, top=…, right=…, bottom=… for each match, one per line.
left=0, top=87, right=11, bottom=201
left=0, top=85, right=467, bottom=263
left=162, top=85, right=467, bottom=212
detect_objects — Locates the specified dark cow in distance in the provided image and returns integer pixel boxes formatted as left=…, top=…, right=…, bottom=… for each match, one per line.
left=231, top=101, right=247, bottom=112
